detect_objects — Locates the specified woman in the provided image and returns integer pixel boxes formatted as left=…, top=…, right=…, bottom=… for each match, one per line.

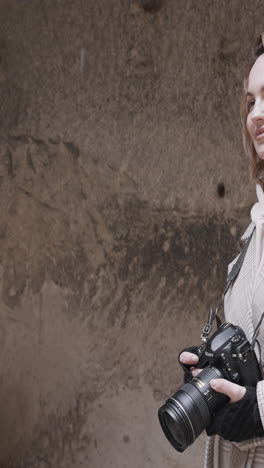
left=180, top=34, right=264, bottom=468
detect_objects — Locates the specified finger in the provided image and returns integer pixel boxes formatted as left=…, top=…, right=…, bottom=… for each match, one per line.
left=191, top=368, right=203, bottom=377
left=210, top=378, right=246, bottom=403
left=179, top=352, right=199, bottom=365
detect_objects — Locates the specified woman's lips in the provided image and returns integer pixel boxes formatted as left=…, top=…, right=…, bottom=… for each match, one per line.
left=255, top=128, right=264, bottom=139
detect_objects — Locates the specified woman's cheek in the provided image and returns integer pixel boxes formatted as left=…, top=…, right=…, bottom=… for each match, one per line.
left=246, top=116, right=253, bottom=140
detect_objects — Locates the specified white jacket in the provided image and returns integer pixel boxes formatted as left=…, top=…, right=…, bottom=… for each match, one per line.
left=204, top=184, right=264, bottom=467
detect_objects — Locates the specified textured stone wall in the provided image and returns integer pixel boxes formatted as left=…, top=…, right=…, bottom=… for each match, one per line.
left=0, top=1, right=262, bottom=467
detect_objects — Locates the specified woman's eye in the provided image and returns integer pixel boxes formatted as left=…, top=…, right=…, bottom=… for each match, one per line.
left=247, top=99, right=255, bottom=111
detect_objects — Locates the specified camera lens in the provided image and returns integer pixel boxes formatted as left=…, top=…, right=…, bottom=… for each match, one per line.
left=163, top=413, right=183, bottom=445
left=158, top=366, right=228, bottom=452
left=159, top=398, right=196, bottom=452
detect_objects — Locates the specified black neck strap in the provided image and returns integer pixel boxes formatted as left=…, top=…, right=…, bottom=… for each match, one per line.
left=201, top=227, right=256, bottom=342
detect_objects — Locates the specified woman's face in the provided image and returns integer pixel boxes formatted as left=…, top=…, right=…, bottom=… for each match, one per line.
left=246, top=54, right=264, bottom=160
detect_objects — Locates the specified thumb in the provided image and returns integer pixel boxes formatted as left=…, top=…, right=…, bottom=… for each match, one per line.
left=210, top=378, right=246, bottom=403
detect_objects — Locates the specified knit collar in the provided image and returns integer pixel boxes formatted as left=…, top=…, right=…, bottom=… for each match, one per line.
left=241, top=185, right=264, bottom=242
left=251, top=184, right=264, bottom=225
left=256, top=183, right=264, bottom=204
left=250, top=184, right=264, bottom=276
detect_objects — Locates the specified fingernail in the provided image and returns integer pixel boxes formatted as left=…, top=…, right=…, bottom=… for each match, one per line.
left=210, top=380, right=217, bottom=388
left=192, top=356, right=198, bottom=362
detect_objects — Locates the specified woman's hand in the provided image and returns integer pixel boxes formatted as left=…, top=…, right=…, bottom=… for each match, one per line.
left=210, top=379, right=246, bottom=403
left=179, top=351, right=202, bottom=377
left=206, top=385, right=264, bottom=441
left=179, top=351, right=199, bottom=365
left=179, top=352, right=246, bottom=403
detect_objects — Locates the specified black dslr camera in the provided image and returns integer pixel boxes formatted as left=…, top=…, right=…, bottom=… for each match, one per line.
left=158, top=322, right=262, bottom=453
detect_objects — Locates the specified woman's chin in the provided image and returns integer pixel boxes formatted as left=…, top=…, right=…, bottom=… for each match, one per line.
left=255, top=145, right=264, bottom=161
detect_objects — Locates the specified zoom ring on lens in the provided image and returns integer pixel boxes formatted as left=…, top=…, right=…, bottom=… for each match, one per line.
left=183, top=383, right=212, bottom=419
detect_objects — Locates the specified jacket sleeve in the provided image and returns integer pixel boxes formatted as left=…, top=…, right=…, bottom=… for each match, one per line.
left=206, top=386, right=264, bottom=442
left=257, top=380, right=264, bottom=429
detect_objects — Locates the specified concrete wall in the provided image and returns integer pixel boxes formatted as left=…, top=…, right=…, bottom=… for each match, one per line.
left=0, top=1, right=262, bottom=467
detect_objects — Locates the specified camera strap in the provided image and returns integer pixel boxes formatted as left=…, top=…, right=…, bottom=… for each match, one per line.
left=201, top=227, right=256, bottom=343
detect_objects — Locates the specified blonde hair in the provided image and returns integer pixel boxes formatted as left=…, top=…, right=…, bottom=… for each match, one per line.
left=241, top=34, right=264, bottom=187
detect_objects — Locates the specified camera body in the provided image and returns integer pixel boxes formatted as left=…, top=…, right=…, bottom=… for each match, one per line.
left=195, top=321, right=262, bottom=388
left=158, top=321, right=262, bottom=453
